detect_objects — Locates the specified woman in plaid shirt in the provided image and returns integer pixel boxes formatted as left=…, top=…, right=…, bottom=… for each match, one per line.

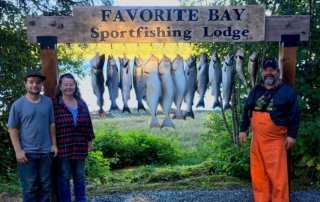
left=53, top=73, right=95, bottom=202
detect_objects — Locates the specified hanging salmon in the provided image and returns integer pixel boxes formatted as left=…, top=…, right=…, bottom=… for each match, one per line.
left=235, top=49, right=250, bottom=93
left=119, top=56, right=132, bottom=113
left=248, top=51, right=259, bottom=86
left=196, top=52, right=209, bottom=108
left=90, top=53, right=105, bottom=117
left=159, top=55, right=175, bottom=128
left=106, top=55, right=120, bottom=111
left=143, top=55, right=161, bottom=128
left=171, top=54, right=187, bottom=120
left=222, top=54, right=234, bottom=110
left=133, top=56, right=146, bottom=111
left=184, top=55, right=197, bottom=119
left=208, top=52, right=222, bottom=109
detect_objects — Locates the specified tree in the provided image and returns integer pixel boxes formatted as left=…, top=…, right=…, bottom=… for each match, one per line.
left=0, top=0, right=108, bottom=178
left=186, top=0, right=320, bottom=184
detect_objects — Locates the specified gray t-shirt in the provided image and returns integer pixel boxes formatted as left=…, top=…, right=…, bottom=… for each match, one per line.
left=8, top=95, right=55, bottom=153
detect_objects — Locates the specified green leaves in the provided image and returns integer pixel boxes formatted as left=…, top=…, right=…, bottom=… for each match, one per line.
left=93, top=123, right=181, bottom=169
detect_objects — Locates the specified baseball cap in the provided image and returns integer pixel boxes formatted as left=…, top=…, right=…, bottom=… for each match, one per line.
left=24, top=69, right=46, bottom=81
left=262, top=57, right=279, bottom=70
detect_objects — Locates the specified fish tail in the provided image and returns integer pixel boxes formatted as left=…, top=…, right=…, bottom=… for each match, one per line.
left=161, top=118, right=175, bottom=129
left=122, top=106, right=131, bottom=113
left=109, top=102, right=120, bottom=111
left=223, top=103, right=232, bottom=110
left=172, top=110, right=186, bottom=120
left=98, top=110, right=105, bottom=118
left=196, top=99, right=205, bottom=108
left=212, top=100, right=221, bottom=109
left=137, top=102, right=146, bottom=111
left=150, top=116, right=160, bottom=128
left=184, top=110, right=195, bottom=119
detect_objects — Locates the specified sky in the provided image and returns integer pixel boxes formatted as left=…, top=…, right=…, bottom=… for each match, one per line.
left=114, top=0, right=180, bottom=6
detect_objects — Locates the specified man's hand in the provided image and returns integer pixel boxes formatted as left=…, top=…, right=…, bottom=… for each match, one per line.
left=239, top=132, right=247, bottom=145
left=51, top=145, right=58, bottom=157
left=285, top=136, right=296, bottom=150
left=15, top=150, right=28, bottom=164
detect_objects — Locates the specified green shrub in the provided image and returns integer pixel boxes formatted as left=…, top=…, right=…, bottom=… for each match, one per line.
left=93, top=123, right=181, bottom=168
left=0, top=172, right=20, bottom=194
left=200, top=112, right=250, bottom=179
left=85, top=151, right=110, bottom=179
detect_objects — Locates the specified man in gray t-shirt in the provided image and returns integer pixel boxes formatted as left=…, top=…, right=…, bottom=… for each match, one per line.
left=7, top=69, right=58, bottom=202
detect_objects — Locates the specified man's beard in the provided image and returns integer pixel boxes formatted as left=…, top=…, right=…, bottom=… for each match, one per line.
left=27, top=89, right=41, bottom=95
left=263, top=76, right=276, bottom=86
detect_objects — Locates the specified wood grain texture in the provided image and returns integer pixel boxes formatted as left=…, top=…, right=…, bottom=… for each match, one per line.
left=40, top=49, right=58, bottom=98
left=265, top=15, right=310, bottom=42
left=26, top=8, right=309, bottom=43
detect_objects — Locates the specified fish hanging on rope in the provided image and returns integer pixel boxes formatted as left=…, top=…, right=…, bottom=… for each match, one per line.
left=171, top=54, right=187, bottom=120
left=196, top=53, right=209, bottom=108
left=106, top=55, right=120, bottom=111
left=159, top=55, right=175, bottom=128
left=235, top=49, right=250, bottom=93
left=133, top=56, right=146, bottom=111
left=184, top=55, right=197, bottom=119
left=222, top=54, right=234, bottom=110
left=119, top=55, right=132, bottom=113
left=143, top=55, right=161, bottom=128
left=208, top=52, right=222, bottom=109
left=90, top=53, right=105, bottom=117
left=248, top=51, right=259, bottom=87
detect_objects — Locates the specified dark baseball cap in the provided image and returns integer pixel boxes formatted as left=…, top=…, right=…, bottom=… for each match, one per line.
left=24, top=69, right=46, bottom=81
left=262, top=57, right=279, bottom=70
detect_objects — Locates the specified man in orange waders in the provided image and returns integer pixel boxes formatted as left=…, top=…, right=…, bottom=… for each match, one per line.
left=239, top=57, right=300, bottom=202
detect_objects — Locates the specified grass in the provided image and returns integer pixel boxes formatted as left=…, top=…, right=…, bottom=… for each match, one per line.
left=86, top=159, right=251, bottom=196
left=92, top=109, right=210, bottom=148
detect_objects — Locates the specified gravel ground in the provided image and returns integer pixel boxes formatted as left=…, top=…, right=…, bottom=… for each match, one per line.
left=89, top=188, right=320, bottom=202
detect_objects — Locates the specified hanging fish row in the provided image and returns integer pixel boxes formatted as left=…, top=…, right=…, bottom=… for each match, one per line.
left=90, top=50, right=258, bottom=128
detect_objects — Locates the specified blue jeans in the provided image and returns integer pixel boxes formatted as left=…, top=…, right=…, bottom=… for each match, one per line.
left=58, top=159, right=86, bottom=202
left=18, top=152, right=53, bottom=202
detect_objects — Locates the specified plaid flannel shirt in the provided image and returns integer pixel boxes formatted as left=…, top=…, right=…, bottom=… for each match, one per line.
left=53, top=98, right=95, bottom=160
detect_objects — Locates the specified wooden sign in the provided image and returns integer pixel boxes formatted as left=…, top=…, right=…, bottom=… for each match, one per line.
left=73, top=6, right=265, bottom=43
left=26, top=7, right=310, bottom=44
left=26, top=6, right=266, bottom=43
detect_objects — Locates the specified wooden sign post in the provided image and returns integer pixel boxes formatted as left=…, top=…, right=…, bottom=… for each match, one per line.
left=37, top=36, right=58, bottom=98
left=279, top=34, right=300, bottom=88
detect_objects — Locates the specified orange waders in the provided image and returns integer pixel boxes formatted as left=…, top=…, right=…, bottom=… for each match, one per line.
left=250, top=111, right=289, bottom=202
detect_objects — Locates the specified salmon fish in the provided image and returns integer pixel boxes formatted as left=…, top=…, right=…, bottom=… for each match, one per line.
left=133, top=56, right=146, bottom=111
left=159, top=56, right=175, bottom=129
left=143, top=55, right=161, bottom=128
left=184, top=55, right=197, bottom=119
left=171, top=54, right=187, bottom=120
left=235, top=49, right=250, bottom=93
left=208, top=52, right=222, bottom=109
left=106, top=55, right=120, bottom=111
left=196, top=53, right=209, bottom=108
left=248, top=51, right=258, bottom=86
left=119, top=56, right=132, bottom=113
left=222, top=54, right=234, bottom=109
left=90, top=53, right=105, bottom=116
